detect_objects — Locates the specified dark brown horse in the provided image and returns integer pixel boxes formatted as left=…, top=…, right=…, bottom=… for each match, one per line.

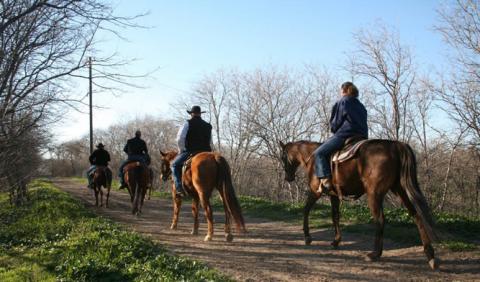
left=279, top=140, right=438, bottom=270
left=160, top=150, right=246, bottom=242
left=92, top=166, right=112, bottom=207
left=123, top=161, right=150, bottom=215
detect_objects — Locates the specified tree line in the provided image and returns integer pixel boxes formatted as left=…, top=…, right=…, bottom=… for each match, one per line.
left=3, top=0, right=480, bottom=217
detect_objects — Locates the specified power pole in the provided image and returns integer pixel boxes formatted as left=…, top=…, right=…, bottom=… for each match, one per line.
left=89, top=57, right=93, bottom=154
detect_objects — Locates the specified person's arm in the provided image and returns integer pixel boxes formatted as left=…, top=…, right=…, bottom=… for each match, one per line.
left=330, top=101, right=346, bottom=133
left=123, top=142, right=129, bottom=154
left=106, top=151, right=111, bottom=162
left=88, top=152, right=95, bottom=165
left=209, top=125, right=214, bottom=151
left=176, top=122, right=189, bottom=152
left=142, top=140, right=148, bottom=155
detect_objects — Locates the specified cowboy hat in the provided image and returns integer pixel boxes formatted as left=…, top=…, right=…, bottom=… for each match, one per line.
left=187, top=105, right=206, bottom=114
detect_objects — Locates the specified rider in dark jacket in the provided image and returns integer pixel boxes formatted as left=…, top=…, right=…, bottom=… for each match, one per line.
left=87, top=143, right=111, bottom=188
left=171, top=105, right=213, bottom=197
left=314, top=81, right=368, bottom=194
left=118, top=130, right=150, bottom=188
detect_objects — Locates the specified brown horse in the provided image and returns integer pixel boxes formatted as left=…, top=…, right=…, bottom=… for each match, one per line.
left=123, top=162, right=150, bottom=215
left=92, top=166, right=112, bottom=207
left=279, top=140, right=438, bottom=270
left=160, top=150, right=246, bottom=242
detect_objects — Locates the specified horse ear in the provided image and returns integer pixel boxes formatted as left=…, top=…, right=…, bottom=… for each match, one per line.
left=279, top=141, right=286, bottom=149
left=160, top=150, right=166, bottom=157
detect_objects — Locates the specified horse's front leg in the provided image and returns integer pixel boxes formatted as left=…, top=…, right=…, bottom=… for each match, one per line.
left=303, top=191, right=320, bottom=245
left=330, top=195, right=341, bottom=248
left=170, top=185, right=182, bottom=229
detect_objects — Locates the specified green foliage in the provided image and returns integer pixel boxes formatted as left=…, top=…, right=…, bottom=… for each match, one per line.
left=0, top=180, right=231, bottom=282
left=225, top=195, right=479, bottom=251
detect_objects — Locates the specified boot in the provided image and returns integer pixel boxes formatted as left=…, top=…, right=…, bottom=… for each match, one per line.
left=317, top=178, right=332, bottom=195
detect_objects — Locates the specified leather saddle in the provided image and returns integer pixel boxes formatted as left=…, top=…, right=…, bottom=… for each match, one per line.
left=331, top=136, right=369, bottom=163
left=182, top=151, right=203, bottom=175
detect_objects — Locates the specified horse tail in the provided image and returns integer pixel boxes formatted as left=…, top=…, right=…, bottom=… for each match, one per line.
left=215, top=154, right=246, bottom=233
left=396, top=142, right=437, bottom=242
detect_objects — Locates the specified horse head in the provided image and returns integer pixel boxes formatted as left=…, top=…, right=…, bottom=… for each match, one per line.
left=278, top=141, right=300, bottom=182
left=160, top=150, right=178, bottom=182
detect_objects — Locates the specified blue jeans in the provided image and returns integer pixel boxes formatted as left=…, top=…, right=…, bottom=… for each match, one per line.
left=314, top=136, right=345, bottom=178
left=87, top=165, right=96, bottom=187
left=118, top=155, right=147, bottom=184
left=171, top=152, right=190, bottom=193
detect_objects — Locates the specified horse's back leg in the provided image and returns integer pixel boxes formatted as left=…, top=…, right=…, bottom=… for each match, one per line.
left=366, top=192, right=385, bottom=261
left=99, top=185, right=104, bottom=207
left=330, top=194, right=341, bottom=248
left=217, top=189, right=233, bottom=242
left=303, top=192, right=320, bottom=245
left=191, top=194, right=200, bottom=235
left=394, top=186, right=436, bottom=269
left=106, top=186, right=110, bottom=208
left=94, top=186, right=99, bottom=207
left=199, top=191, right=214, bottom=242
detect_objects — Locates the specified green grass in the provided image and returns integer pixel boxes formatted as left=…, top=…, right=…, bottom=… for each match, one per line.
left=0, top=179, right=231, bottom=282
left=216, top=195, right=479, bottom=252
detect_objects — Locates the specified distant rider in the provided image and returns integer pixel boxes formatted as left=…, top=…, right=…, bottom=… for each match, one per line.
left=118, top=130, right=150, bottom=189
left=87, top=143, right=111, bottom=188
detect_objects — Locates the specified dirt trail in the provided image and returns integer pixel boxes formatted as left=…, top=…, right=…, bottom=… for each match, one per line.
left=52, top=178, right=479, bottom=281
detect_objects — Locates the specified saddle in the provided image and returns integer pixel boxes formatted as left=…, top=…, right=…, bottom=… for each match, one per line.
left=123, top=161, right=147, bottom=173
left=331, top=136, right=370, bottom=163
left=182, top=151, right=203, bottom=175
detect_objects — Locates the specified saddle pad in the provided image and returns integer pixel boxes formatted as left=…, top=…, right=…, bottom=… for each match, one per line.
left=123, top=161, right=143, bottom=172
left=332, top=139, right=370, bottom=163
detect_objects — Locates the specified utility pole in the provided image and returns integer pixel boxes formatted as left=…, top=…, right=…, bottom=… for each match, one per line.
left=89, top=57, right=93, bottom=154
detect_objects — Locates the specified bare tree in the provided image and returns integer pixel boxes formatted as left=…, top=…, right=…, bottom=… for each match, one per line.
left=0, top=0, right=145, bottom=204
left=347, top=23, right=416, bottom=141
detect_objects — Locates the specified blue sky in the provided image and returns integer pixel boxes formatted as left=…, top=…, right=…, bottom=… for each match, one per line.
left=57, top=0, right=449, bottom=141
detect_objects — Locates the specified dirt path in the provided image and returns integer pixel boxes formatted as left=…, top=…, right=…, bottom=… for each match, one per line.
left=52, top=178, right=479, bottom=281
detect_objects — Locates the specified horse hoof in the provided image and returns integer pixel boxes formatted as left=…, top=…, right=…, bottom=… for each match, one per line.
left=304, top=236, right=312, bottom=246
left=225, top=233, right=233, bottom=242
left=191, top=229, right=199, bottom=235
left=365, top=252, right=380, bottom=262
left=429, top=258, right=438, bottom=270
left=204, top=235, right=213, bottom=242
left=331, top=240, right=340, bottom=249
left=170, top=224, right=177, bottom=230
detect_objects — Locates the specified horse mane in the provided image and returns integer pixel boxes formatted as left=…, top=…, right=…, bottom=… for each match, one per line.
left=287, top=140, right=321, bottom=147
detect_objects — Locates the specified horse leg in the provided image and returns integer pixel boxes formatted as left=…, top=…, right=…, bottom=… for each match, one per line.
left=330, top=195, right=342, bottom=248
left=396, top=188, right=437, bottom=269
left=94, top=186, right=99, bottom=207
left=170, top=187, right=182, bottom=229
left=139, top=185, right=147, bottom=214
left=303, top=192, right=320, bottom=245
left=366, top=193, right=385, bottom=261
left=99, top=186, right=104, bottom=207
left=106, top=186, right=110, bottom=208
left=218, top=189, right=233, bottom=242
left=191, top=194, right=200, bottom=235
left=200, top=194, right=214, bottom=242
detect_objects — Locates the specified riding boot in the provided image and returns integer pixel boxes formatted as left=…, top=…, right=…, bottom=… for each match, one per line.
left=317, top=178, right=332, bottom=195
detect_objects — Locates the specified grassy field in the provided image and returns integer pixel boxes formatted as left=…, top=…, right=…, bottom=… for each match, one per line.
left=72, top=176, right=479, bottom=251
left=0, top=179, right=231, bottom=282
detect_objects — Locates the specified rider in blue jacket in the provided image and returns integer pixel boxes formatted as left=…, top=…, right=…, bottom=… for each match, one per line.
left=314, top=82, right=368, bottom=194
